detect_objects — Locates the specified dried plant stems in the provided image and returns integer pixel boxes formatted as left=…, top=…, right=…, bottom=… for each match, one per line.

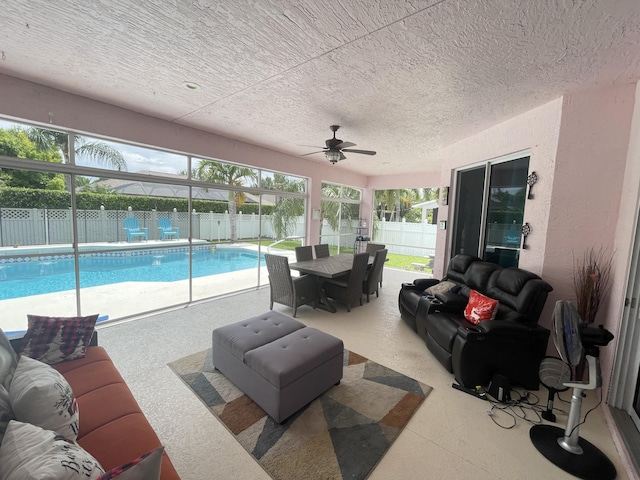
left=572, top=246, right=613, bottom=324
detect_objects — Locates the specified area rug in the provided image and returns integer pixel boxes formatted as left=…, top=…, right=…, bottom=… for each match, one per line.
left=168, top=348, right=432, bottom=480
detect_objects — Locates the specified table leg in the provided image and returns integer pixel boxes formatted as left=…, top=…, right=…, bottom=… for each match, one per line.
left=314, top=277, right=336, bottom=313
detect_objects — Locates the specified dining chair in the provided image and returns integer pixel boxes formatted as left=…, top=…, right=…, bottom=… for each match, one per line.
left=366, top=243, right=386, bottom=287
left=322, top=253, right=369, bottom=312
left=362, top=249, right=387, bottom=302
left=314, top=244, right=330, bottom=258
left=264, top=253, right=316, bottom=317
left=295, top=245, right=313, bottom=262
left=365, top=243, right=385, bottom=255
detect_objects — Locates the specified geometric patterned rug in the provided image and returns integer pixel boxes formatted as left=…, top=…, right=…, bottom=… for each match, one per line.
left=168, top=348, right=432, bottom=480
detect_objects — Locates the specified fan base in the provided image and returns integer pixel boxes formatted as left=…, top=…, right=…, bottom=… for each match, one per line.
left=530, top=425, right=616, bottom=480
left=541, top=410, right=556, bottom=422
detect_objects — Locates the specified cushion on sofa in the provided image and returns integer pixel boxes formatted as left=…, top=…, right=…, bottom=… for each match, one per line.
left=57, top=346, right=180, bottom=479
left=464, top=290, right=499, bottom=324
left=78, top=414, right=169, bottom=473
left=424, top=281, right=459, bottom=295
left=98, top=446, right=163, bottom=480
left=10, top=355, right=80, bottom=440
left=0, top=420, right=104, bottom=479
left=20, top=314, right=99, bottom=365
left=0, top=384, right=13, bottom=445
left=0, top=328, right=18, bottom=389
left=53, top=348, right=128, bottom=398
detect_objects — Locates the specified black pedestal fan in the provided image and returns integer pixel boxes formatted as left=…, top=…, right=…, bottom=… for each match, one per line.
left=530, top=300, right=616, bottom=480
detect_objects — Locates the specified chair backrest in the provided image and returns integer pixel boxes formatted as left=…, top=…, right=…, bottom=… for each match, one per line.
left=295, top=245, right=313, bottom=262
left=314, top=244, right=330, bottom=258
left=124, top=217, right=140, bottom=231
left=347, top=253, right=370, bottom=296
left=158, top=217, right=173, bottom=230
left=264, top=253, right=294, bottom=296
left=366, top=243, right=385, bottom=255
left=368, top=249, right=387, bottom=286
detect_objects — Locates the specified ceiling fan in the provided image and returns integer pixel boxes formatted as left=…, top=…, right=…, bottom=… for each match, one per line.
left=302, top=125, right=376, bottom=164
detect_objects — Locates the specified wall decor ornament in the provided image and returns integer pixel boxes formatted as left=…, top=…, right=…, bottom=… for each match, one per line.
left=527, top=171, right=538, bottom=199
left=521, top=223, right=531, bottom=249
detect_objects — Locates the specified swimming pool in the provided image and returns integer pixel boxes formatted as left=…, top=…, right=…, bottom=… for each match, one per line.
left=0, top=247, right=265, bottom=300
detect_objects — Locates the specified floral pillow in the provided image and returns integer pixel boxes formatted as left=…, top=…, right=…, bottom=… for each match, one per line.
left=0, top=421, right=104, bottom=479
left=9, top=355, right=80, bottom=440
left=463, top=290, right=499, bottom=325
left=20, top=314, right=99, bottom=365
left=97, top=446, right=164, bottom=480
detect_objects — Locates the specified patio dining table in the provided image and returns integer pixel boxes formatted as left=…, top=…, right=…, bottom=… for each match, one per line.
left=289, top=253, right=374, bottom=313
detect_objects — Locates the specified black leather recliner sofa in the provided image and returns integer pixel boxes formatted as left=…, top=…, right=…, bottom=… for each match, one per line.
left=399, top=254, right=553, bottom=389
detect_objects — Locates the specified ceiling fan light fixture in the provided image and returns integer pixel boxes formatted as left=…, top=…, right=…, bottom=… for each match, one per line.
left=325, top=151, right=341, bottom=164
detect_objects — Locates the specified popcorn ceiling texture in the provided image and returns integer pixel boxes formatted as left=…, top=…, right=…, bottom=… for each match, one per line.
left=1, top=0, right=639, bottom=175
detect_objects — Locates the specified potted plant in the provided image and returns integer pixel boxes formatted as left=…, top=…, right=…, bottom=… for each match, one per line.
left=572, top=246, right=614, bottom=325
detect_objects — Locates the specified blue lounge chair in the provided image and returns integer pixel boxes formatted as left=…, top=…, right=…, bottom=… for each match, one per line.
left=158, top=217, right=179, bottom=240
left=123, top=217, right=148, bottom=242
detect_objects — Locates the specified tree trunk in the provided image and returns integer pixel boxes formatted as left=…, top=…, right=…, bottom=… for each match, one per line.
left=229, top=199, right=237, bottom=242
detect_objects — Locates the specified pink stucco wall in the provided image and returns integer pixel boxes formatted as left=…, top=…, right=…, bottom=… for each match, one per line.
left=426, top=98, right=564, bottom=278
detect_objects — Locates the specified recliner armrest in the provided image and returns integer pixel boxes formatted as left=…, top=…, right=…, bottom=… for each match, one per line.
left=457, top=321, right=544, bottom=340
left=410, top=278, right=441, bottom=291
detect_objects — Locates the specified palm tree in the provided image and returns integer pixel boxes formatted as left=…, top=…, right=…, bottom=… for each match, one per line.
left=24, top=128, right=127, bottom=171
left=264, top=174, right=305, bottom=239
left=195, top=160, right=257, bottom=242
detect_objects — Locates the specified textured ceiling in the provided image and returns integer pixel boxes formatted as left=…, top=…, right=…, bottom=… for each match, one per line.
left=1, top=0, right=640, bottom=176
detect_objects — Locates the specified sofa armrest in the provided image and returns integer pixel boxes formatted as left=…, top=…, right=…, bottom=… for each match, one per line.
left=433, top=291, right=468, bottom=311
left=409, top=278, right=441, bottom=291
left=457, top=321, right=535, bottom=340
left=452, top=322, right=550, bottom=389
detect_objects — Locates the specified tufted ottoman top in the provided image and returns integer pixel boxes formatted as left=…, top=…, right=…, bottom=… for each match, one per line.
left=244, top=327, right=343, bottom=388
left=212, top=311, right=305, bottom=361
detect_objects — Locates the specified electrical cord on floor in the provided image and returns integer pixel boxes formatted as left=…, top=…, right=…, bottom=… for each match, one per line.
left=484, top=386, right=603, bottom=432
left=485, top=387, right=546, bottom=430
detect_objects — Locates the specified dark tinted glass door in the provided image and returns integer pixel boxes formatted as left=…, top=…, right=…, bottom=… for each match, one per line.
left=482, top=157, right=529, bottom=268
left=452, top=166, right=486, bottom=257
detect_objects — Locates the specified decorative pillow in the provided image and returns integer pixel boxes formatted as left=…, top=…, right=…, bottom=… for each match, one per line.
left=0, top=421, right=104, bottom=479
left=0, top=328, right=19, bottom=389
left=20, top=314, right=99, bottom=365
left=97, top=446, right=164, bottom=480
left=424, top=281, right=458, bottom=296
left=463, top=290, right=499, bottom=325
left=9, top=355, right=80, bottom=440
left=0, top=384, right=14, bottom=445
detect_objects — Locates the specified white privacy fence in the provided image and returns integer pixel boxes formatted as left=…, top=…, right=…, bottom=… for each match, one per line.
left=372, top=219, right=437, bottom=257
left=0, top=208, right=303, bottom=247
left=0, top=208, right=436, bottom=257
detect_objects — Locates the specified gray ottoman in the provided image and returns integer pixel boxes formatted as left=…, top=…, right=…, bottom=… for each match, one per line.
left=211, top=311, right=344, bottom=423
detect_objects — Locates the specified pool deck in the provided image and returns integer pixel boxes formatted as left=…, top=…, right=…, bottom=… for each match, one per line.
left=2, top=242, right=296, bottom=333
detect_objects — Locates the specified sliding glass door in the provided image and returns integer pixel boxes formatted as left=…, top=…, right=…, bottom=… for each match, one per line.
left=451, top=154, right=529, bottom=267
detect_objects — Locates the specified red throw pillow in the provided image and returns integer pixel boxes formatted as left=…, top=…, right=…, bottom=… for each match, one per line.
left=463, top=290, right=498, bottom=325
left=20, top=314, right=99, bottom=365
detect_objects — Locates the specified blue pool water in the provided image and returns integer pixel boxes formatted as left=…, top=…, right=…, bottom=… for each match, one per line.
left=0, top=248, right=265, bottom=300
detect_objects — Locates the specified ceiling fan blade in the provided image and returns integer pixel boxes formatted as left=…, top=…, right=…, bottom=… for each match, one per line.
left=341, top=148, right=376, bottom=155
left=298, top=145, right=326, bottom=149
left=335, top=141, right=356, bottom=149
left=301, top=150, right=326, bottom=156
left=340, top=152, right=347, bottom=161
